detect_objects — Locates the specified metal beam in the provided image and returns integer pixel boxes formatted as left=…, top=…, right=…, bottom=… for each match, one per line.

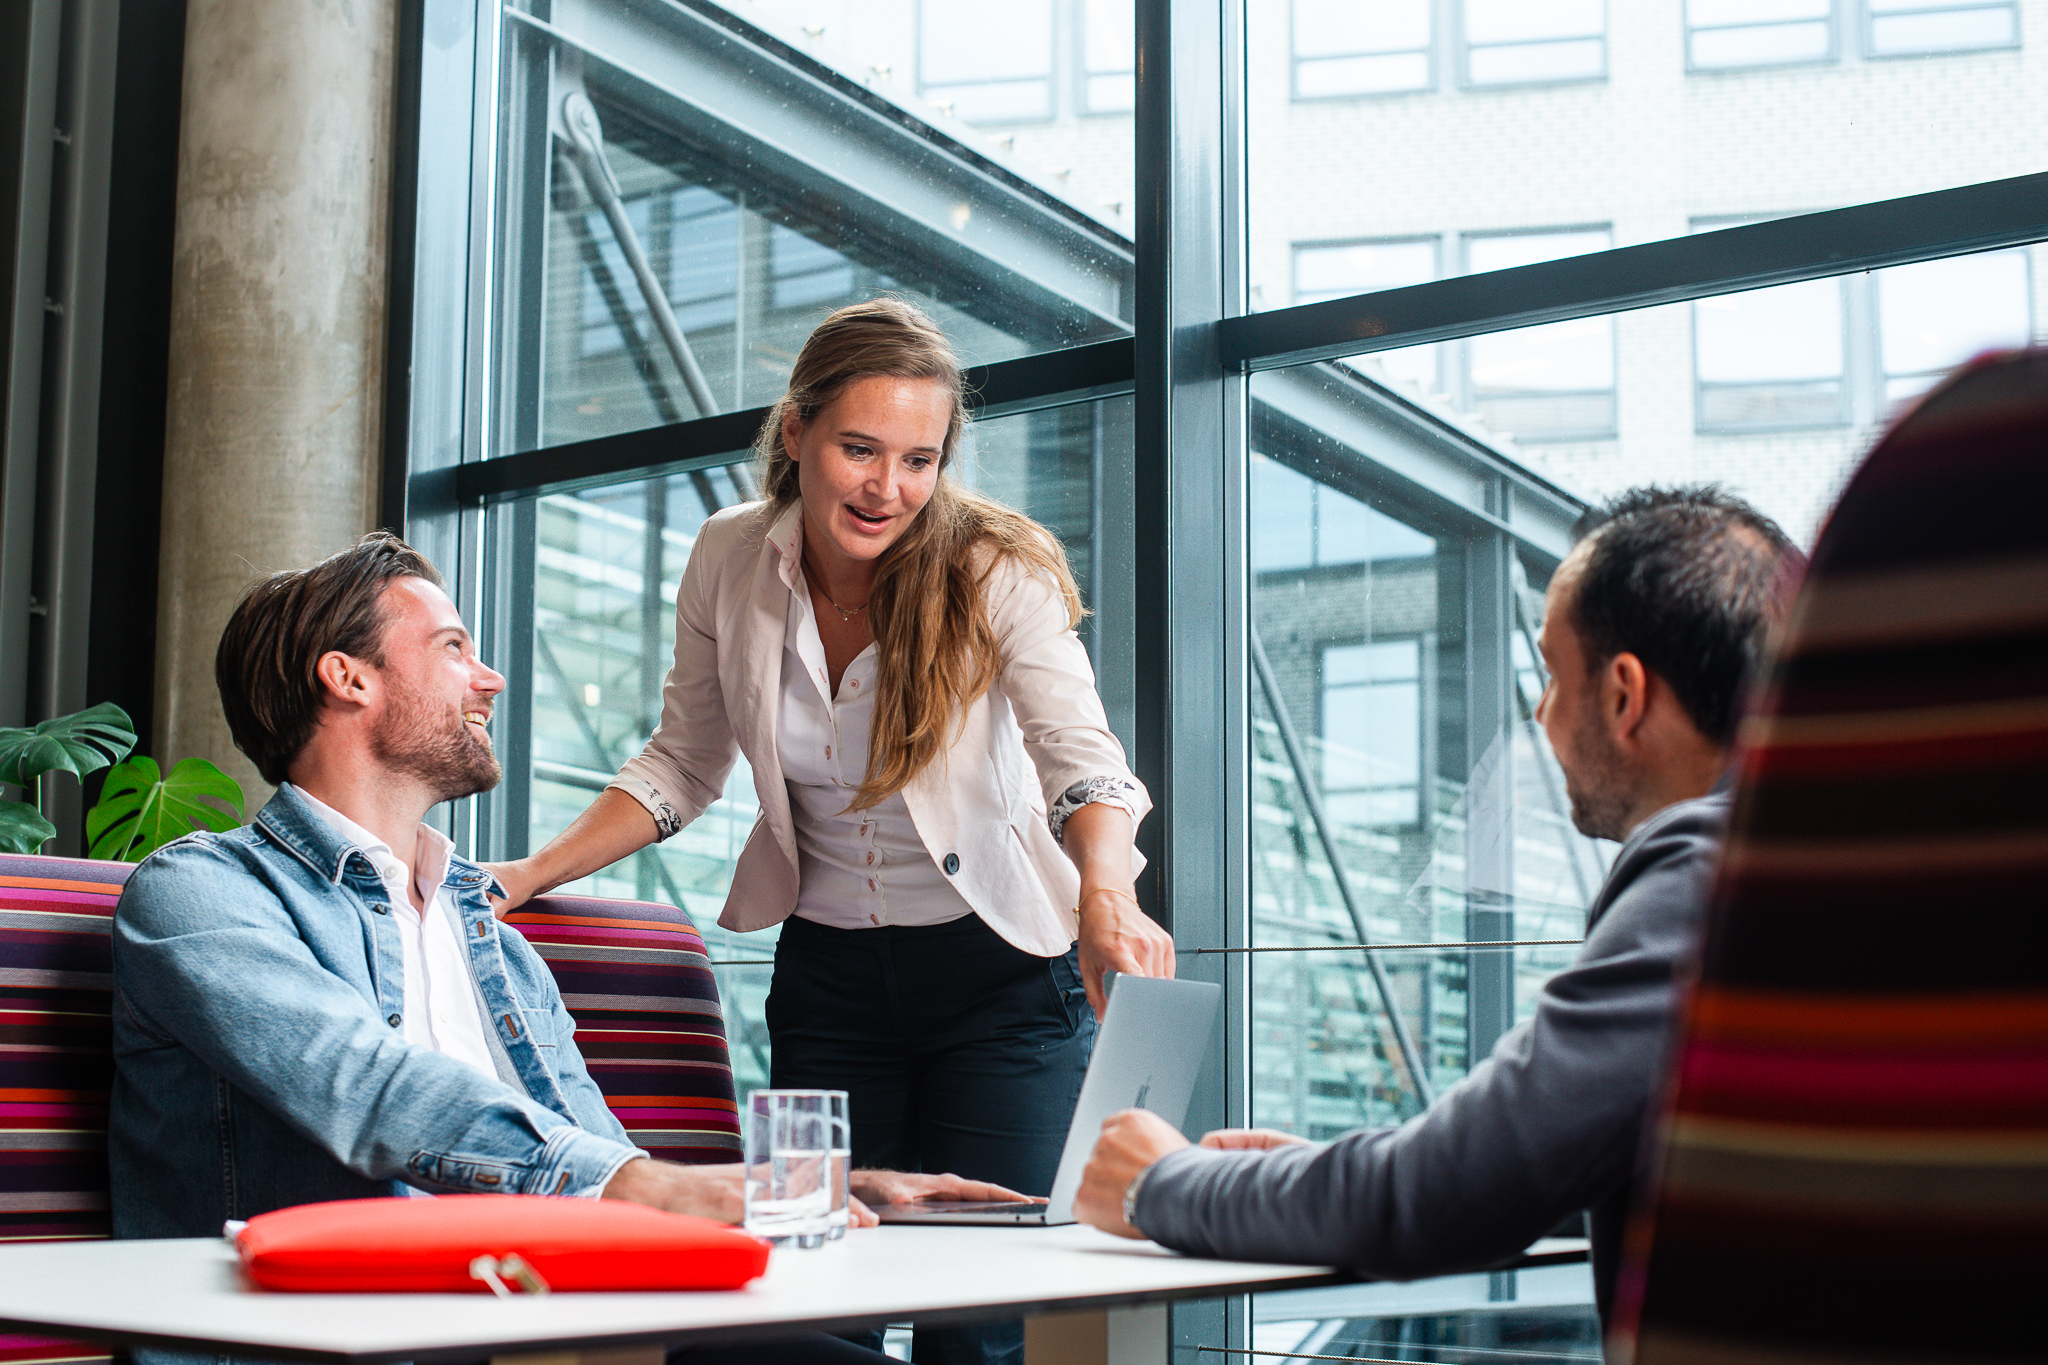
left=1221, top=172, right=2048, bottom=372
left=446, top=338, right=1135, bottom=503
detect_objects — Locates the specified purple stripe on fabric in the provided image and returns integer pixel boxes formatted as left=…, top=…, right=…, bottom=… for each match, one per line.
left=1680, top=1043, right=2048, bottom=1119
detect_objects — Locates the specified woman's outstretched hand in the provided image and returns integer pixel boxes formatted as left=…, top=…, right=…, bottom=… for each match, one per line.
left=1076, top=887, right=1176, bottom=1018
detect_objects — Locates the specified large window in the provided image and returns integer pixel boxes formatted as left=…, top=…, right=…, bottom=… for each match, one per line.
left=398, top=0, right=2047, bottom=1359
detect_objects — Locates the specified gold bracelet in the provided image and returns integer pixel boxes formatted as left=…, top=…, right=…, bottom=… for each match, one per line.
left=1075, top=888, right=1143, bottom=918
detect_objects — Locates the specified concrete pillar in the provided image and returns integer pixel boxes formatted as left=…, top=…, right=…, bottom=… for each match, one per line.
left=155, top=0, right=396, bottom=806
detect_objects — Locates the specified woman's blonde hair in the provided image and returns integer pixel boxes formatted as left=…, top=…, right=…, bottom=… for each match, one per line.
left=758, top=298, right=1082, bottom=810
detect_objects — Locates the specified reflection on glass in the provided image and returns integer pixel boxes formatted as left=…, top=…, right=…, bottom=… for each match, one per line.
left=1465, top=230, right=1615, bottom=439
left=1687, top=0, right=1833, bottom=69
left=919, top=0, right=1056, bottom=122
left=1293, top=0, right=1434, bottom=97
left=1868, top=0, right=2019, bottom=56
left=1879, top=249, right=2034, bottom=401
left=1248, top=394, right=1607, bottom=1359
left=489, top=402, right=1121, bottom=1092
left=1463, top=0, right=1606, bottom=85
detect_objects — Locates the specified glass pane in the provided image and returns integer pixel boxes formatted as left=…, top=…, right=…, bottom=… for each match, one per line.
left=1870, top=6, right=2018, bottom=55
left=1083, top=0, right=1136, bottom=112
left=1246, top=0, right=2044, bottom=317
left=491, top=0, right=1136, bottom=457
left=1690, top=19, right=1833, bottom=67
left=1879, top=248, right=2033, bottom=399
left=483, top=399, right=1125, bottom=1093
left=1248, top=359, right=1609, bottom=1349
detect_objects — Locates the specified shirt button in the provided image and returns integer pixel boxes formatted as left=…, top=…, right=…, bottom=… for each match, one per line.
left=867, top=878, right=877, bottom=892
left=943, top=853, right=960, bottom=875
left=866, top=852, right=874, bottom=866
left=825, top=745, right=831, bottom=759
left=372, top=904, right=390, bottom=916
left=387, top=1013, right=402, bottom=1028
left=850, top=679, right=859, bottom=689
left=870, top=914, right=881, bottom=925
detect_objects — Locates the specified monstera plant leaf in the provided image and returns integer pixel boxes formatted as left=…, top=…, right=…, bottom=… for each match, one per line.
left=0, top=799, right=59, bottom=855
left=87, top=756, right=245, bottom=863
left=0, top=702, right=137, bottom=789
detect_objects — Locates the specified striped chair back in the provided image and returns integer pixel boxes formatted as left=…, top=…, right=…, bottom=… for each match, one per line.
left=503, top=894, right=742, bottom=1163
left=1614, top=350, right=2048, bottom=1364
left=0, top=855, right=131, bottom=1365
left=0, top=851, right=738, bottom=1365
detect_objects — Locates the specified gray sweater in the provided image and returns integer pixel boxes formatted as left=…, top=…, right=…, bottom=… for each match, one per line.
left=1132, top=787, right=1730, bottom=1324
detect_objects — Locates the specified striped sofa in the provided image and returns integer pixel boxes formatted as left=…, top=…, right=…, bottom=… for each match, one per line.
left=0, top=852, right=741, bottom=1364
left=1614, top=350, right=2048, bottom=1364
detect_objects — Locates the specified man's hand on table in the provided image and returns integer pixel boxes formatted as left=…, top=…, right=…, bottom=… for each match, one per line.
left=603, top=1159, right=1035, bottom=1230
left=602, top=1156, right=744, bottom=1222
left=1073, top=1108, right=1191, bottom=1239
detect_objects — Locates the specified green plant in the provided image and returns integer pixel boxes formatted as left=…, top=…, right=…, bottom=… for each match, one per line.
left=0, top=702, right=246, bottom=861
left=0, top=703, right=138, bottom=855
left=88, top=756, right=245, bottom=861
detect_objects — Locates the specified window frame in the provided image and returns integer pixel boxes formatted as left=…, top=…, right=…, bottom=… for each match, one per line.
left=1288, top=0, right=1438, bottom=101
left=1456, top=0, right=1609, bottom=90
left=1685, top=0, right=1841, bottom=73
left=1862, top=0, right=2022, bottom=60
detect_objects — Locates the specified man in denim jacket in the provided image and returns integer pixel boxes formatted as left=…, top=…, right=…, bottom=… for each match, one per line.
left=109, top=532, right=755, bottom=1235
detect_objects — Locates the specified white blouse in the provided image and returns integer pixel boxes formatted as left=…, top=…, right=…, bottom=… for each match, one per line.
left=779, top=577, right=979, bottom=930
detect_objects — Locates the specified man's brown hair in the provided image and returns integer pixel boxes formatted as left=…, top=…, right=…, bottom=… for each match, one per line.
left=215, top=532, right=444, bottom=786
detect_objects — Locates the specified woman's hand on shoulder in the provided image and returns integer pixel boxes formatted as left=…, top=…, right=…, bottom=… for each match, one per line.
left=1076, top=887, right=1177, bottom=1019
left=480, top=859, right=540, bottom=921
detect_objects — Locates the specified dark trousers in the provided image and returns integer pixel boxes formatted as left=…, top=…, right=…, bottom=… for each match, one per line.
left=767, top=912, right=1095, bottom=1365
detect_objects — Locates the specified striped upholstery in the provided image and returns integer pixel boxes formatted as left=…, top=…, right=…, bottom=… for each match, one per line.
left=0, top=854, right=738, bottom=1362
left=0, top=855, right=131, bottom=1365
left=501, top=894, right=741, bottom=1163
left=1616, top=350, right=2048, bottom=1364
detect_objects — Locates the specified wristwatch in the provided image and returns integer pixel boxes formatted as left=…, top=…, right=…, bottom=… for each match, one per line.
left=1122, top=1159, right=1157, bottom=1232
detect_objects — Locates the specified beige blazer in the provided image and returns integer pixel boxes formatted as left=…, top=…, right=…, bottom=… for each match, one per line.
left=610, top=500, right=1149, bottom=957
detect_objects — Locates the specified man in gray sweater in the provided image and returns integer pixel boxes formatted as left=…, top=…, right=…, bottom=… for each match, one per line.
left=1074, top=486, right=1804, bottom=1325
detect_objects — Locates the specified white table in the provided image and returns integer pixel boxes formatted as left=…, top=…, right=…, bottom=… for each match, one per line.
left=0, top=1225, right=1350, bottom=1365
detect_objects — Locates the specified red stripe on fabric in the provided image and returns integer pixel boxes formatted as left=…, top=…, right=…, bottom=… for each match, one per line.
left=615, top=1109, right=746, bottom=1123
left=0, top=891, right=117, bottom=911
left=1750, top=726, right=2048, bottom=778
left=518, top=925, right=706, bottom=948
left=1677, top=1043, right=2048, bottom=1122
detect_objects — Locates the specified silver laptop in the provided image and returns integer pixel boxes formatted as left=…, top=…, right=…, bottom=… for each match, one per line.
left=874, top=974, right=1222, bottom=1226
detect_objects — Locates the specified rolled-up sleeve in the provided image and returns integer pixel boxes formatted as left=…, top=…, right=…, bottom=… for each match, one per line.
left=115, top=842, right=644, bottom=1196
left=610, top=516, right=743, bottom=838
left=985, top=556, right=1152, bottom=840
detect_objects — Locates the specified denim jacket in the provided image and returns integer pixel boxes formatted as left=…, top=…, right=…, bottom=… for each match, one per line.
left=109, top=784, right=644, bottom=1239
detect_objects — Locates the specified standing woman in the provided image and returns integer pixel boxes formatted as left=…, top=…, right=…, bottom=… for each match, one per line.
left=489, top=299, right=1173, bottom=1363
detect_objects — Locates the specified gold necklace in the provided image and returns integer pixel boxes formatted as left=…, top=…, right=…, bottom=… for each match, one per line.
left=820, top=589, right=869, bottom=623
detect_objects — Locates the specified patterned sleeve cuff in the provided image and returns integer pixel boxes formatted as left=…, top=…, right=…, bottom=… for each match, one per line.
left=609, top=776, right=684, bottom=840
left=1048, top=776, right=1144, bottom=845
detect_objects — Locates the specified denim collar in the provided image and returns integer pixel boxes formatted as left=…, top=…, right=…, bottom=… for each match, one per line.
left=254, top=783, right=500, bottom=896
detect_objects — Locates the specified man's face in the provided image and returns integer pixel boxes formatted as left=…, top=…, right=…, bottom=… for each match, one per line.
left=367, top=577, right=506, bottom=804
left=1533, top=553, right=1633, bottom=841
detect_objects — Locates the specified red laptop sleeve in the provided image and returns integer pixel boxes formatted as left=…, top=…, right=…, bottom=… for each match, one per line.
left=233, top=1195, right=772, bottom=1292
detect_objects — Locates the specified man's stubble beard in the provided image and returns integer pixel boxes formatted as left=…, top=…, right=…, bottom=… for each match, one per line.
left=371, top=676, right=502, bottom=805
left=1561, top=705, right=1634, bottom=843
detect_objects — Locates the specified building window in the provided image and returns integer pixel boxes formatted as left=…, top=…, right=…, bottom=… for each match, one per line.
left=919, top=0, right=1056, bottom=122
left=1293, top=0, right=1434, bottom=98
left=1462, top=0, right=1605, bottom=86
left=1463, top=229, right=1615, bottom=439
left=1878, top=249, right=2033, bottom=402
left=1080, top=0, right=1135, bottom=112
left=1687, top=0, right=1836, bottom=69
left=1293, top=237, right=1441, bottom=393
left=1865, top=0, right=2020, bottom=57
left=1692, top=217, right=1845, bottom=431
left=1321, top=638, right=1425, bottom=829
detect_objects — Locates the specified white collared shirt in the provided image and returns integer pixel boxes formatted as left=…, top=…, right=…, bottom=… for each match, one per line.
left=298, top=792, right=501, bottom=1078
left=779, top=572, right=978, bottom=930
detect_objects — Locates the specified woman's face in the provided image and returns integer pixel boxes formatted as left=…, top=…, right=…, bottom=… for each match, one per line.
left=786, top=374, right=951, bottom=579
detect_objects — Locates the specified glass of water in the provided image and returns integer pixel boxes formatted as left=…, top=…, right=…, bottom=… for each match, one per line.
left=825, top=1090, right=851, bottom=1240
left=744, top=1090, right=833, bottom=1248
